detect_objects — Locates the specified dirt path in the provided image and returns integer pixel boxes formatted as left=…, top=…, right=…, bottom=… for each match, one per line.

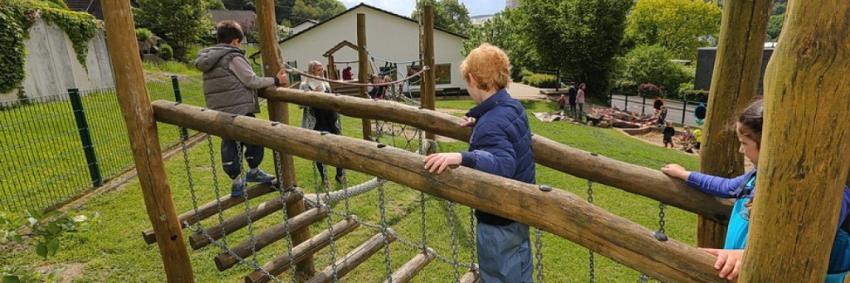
left=508, top=82, right=548, bottom=101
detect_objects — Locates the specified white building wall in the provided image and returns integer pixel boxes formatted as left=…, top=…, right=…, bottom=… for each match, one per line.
left=280, top=6, right=466, bottom=90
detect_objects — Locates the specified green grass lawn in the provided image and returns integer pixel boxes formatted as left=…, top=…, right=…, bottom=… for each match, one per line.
left=0, top=97, right=701, bottom=282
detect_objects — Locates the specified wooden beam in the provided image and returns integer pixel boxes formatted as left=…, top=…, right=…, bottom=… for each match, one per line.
left=385, top=248, right=436, bottom=283
left=263, top=88, right=733, bottom=220
left=100, top=1, right=193, bottom=282
left=215, top=206, right=329, bottom=271
left=152, top=101, right=726, bottom=282
left=255, top=0, right=315, bottom=278
left=697, top=0, right=772, bottom=249
left=327, top=55, right=337, bottom=80
left=306, top=230, right=398, bottom=283
left=356, top=13, right=373, bottom=140
left=142, top=183, right=275, bottom=244
left=738, top=0, right=850, bottom=281
left=188, top=192, right=300, bottom=250
left=421, top=5, right=436, bottom=143
left=244, top=217, right=360, bottom=283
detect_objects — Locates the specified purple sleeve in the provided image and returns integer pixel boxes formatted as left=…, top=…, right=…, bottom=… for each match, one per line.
left=839, top=186, right=850, bottom=229
left=685, top=172, right=752, bottom=198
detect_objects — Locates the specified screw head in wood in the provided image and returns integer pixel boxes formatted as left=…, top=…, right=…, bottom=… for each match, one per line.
left=377, top=143, right=387, bottom=148
left=653, top=230, right=668, bottom=242
left=539, top=185, right=552, bottom=192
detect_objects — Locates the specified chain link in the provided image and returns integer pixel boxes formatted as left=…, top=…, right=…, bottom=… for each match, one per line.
left=272, top=148, right=298, bottom=283
left=312, top=163, right=340, bottom=282
left=447, top=201, right=461, bottom=282
left=587, top=180, right=596, bottom=283
left=378, top=179, right=394, bottom=282
left=534, top=228, right=545, bottom=283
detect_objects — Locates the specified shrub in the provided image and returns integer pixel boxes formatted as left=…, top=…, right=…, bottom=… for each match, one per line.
left=621, top=44, right=692, bottom=95
left=522, top=73, right=559, bottom=88
left=639, top=83, right=662, bottom=97
left=158, top=43, right=173, bottom=61
left=135, top=28, right=152, bottom=42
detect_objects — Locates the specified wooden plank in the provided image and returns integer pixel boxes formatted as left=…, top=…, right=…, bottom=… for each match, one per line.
left=459, top=268, right=479, bottom=283
left=421, top=5, right=436, bottom=142
left=385, top=248, right=436, bottom=283
left=255, top=0, right=315, bottom=278
left=262, top=88, right=734, bottom=221
left=356, top=13, right=372, bottom=140
left=152, top=101, right=726, bottom=282
left=697, top=0, right=772, bottom=249
left=306, top=229, right=398, bottom=283
left=215, top=206, right=329, bottom=271
left=142, top=183, right=276, bottom=244
left=244, top=217, right=360, bottom=283
left=738, top=0, right=850, bottom=281
left=100, top=1, right=194, bottom=281
left=188, top=192, right=300, bottom=249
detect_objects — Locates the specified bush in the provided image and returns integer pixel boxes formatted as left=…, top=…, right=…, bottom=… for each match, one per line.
left=621, top=44, right=693, bottom=95
left=677, top=82, right=707, bottom=101
left=639, top=83, right=662, bottom=97
left=135, top=28, right=152, bottom=42
left=522, top=73, right=559, bottom=88
left=158, top=43, right=173, bottom=61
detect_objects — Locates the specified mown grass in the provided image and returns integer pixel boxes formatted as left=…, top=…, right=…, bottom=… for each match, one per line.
left=0, top=95, right=701, bottom=282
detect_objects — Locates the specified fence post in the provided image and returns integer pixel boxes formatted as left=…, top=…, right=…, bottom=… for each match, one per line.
left=609, top=92, right=613, bottom=108
left=555, top=69, right=561, bottom=92
left=170, top=76, right=188, bottom=141
left=624, top=95, right=629, bottom=112
left=68, top=88, right=102, bottom=187
left=641, top=96, right=646, bottom=116
left=681, top=100, right=687, bottom=125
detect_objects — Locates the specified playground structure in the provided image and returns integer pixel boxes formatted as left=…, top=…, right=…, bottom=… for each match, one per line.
left=99, top=0, right=850, bottom=282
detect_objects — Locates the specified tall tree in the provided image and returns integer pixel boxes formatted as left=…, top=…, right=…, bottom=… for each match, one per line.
left=223, top=0, right=344, bottom=25
left=463, top=8, right=539, bottom=79
left=625, top=0, right=721, bottom=60
left=412, top=0, right=472, bottom=35
left=135, top=0, right=212, bottom=61
left=521, top=0, right=632, bottom=98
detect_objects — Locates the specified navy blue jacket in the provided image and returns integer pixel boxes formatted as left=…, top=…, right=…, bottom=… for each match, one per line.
left=461, top=89, right=536, bottom=225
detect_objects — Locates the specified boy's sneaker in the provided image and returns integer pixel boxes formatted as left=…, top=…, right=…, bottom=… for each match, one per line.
left=246, top=169, right=275, bottom=184
left=231, top=180, right=246, bottom=198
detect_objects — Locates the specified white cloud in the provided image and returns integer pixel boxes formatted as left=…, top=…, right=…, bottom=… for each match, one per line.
left=341, top=0, right=417, bottom=17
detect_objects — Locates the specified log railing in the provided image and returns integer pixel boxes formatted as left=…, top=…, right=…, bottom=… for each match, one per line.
left=152, top=101, right=724, bottom=283
left=262, top=88, right=733, bottom=221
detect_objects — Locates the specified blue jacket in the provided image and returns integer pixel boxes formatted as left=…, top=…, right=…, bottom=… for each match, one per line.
left=461, top=89, right=535, bottom=225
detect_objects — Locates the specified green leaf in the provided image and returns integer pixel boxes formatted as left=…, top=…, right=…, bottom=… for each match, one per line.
left=35, top=243, right=48, bottom=259
left=2, top=275, right=22, bottom=283
left=46, top=222, right=60, bottom=235
left=46, top=239, right=60, bottom=257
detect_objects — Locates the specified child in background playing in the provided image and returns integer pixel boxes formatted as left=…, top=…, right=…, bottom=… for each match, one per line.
left=661, top=99, right=850, bottom=282
left=663, top=122, right=675, bottom=148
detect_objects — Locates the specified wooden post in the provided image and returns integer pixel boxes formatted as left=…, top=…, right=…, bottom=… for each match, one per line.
left=151, top=101, right=727, bottom=282
left=327, top=55, right=337, bottom=80
left=696, top=0, right=771, bottom=249
left=356, top=13, right=373, bottom=140
left=421, top=5, right=436, bottom=146
left=100, top=1, right=193, bottom=282
left=255, top=0, right=315, bottom=278
left=738, top=0, right=850, bottom=281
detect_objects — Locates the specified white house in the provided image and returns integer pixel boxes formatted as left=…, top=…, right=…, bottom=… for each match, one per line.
left=279, top=3, right=468, bottom=92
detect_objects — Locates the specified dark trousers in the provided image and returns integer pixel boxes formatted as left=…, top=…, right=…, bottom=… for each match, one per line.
left=315, top=125, right=344, bottom=181
left=221, top=114, right=264, bottom=179
left=569, top=104, right=577, bottom=117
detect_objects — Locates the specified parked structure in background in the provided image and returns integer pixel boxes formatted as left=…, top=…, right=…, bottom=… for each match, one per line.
left=695, top=45, right=774, bottom=92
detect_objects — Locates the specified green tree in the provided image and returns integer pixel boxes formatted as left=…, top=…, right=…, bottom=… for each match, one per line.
left=767, top=14, right=783, bottom=40
left=135, top=0, right=212, bottom=61
left=222, top=0, right=344, bottom=26
left=463, top=8, right=539, bottom=80
left=625, top=0, right=721, bottom=60
left=621, top=44, right=692, bottom=95
left=521, top=0, right=633, bottom=99
left=412, top=0, right=472, bottom=35
left=206, top=0, right=226, bottom=10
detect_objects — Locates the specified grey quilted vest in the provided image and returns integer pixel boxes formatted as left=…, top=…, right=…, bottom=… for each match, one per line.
left=195, top=44, right=259, bottom=115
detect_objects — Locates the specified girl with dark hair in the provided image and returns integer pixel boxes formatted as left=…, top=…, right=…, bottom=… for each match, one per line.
left=661, top=99, right=850, bottom=282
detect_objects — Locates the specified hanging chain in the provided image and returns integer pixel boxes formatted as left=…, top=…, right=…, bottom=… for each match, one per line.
left=534, top=228, right=545, bottom=283
left=206, top=136, right=229, bottom=246
left=312, top=162, right=340, bottom=282
left=235, top=140, right=262, bottom=268
left=468, top=206, right=476, bottom=272
left=272, top=146, right=298, bottom=282
left=658, top=203, right=667, bottom=234
left=447, top=201, right=461, bottom=282
left=378, top=178, right=394, bottom=282
left=587, top=180, right=596, bottom=283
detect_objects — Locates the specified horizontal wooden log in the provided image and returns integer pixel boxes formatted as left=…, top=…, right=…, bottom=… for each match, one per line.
left=152, top=101, right=725, bottom=282
left=306, top=229, right=398, bottom=283
left=216, top=206, right=329, bottom=271
left=459, top=268, right=479, bottom=283
left=142, top=182, right=276, bottom=244
left=189, top=191, right=300, bottom=250
left=385, top=248, right=436, bottom=283
left=244, top=216, right=361, bottom=283
left=263, top=88, right=733, bottom=222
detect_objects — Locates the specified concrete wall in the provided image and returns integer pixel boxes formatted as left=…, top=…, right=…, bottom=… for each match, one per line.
left=0, top=19, right=115, bottom=103
left=280, top=6, right=467, bottom=90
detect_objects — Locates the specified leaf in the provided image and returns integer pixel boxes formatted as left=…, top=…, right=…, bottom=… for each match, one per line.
left=46, top=222, right=60, bottom=235
left=36, top=243, right=48, bottom=259
left=46, top=239, right=60, bottom=257
left=2, top=275, right=22, bottom=283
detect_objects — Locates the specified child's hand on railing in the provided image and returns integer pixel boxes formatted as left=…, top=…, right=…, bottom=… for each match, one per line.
left=661, top=164, right=690, bottom=181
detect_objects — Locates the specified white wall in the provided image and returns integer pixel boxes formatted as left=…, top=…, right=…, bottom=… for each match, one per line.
left=1, top=19, right=115, bottom=103
left=280, top=6, right=467, bottom=90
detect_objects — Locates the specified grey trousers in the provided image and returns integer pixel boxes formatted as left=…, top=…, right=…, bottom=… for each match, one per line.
left=477, top=221, right=533, bottom=283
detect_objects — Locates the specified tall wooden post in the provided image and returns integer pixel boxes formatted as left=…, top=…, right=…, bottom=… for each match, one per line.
left=738, top=0, right=850, bottom=281
left=327, top=55, right=337, bottom=80
left=356, top=13, right=373, bottom=140
left=256, top=0, right=315, bottom=278
left=696, top=0, right=771, bottom=248
left=100, top=0, right=194, bottom=281
left=421, top=5, right=436, bottom=149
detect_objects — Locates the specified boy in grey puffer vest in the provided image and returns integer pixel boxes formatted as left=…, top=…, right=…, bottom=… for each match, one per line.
left=195, top=20, right=288, bottom=197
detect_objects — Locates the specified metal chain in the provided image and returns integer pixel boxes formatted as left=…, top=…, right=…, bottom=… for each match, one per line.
left=587, top=180, right=596, bottom=283
left=272, top=147, right=298, bottom=283
left=534, top=228, right=545, bottom=283
left=447, top=201, right=461, bottom=282
left=468, top=206, right=477, bottom=271
left=206, top=135, right=229, bottom=246
left=658, top=203, right=667, bottom=234
left=312, top=163, right=340, bottom=282
left=378, top=179, right=394, bottom=282
left=235, top=140, right=262, bottom=268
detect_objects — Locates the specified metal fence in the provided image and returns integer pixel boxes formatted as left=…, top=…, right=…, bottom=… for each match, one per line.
left=0, top=76, right=205, bottom=213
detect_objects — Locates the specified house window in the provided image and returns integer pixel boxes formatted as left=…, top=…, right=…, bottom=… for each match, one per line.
left=406, top=63, right=451, bottom=85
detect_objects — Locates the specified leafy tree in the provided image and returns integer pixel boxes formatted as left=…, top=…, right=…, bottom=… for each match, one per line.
left=206, top=0, right=226, bottom=10
left=412, top=0, right=472, bottom=35
left=625, top=0, right=721, bottom=60
left=222, top=0, right=344, bottom=26
left=521, top=0, right=633, bottom=99
left=767, top=14, right=783, bottom=40
left=463, top=8, right=540, bottom=80
left=135, top=0, right=212, bottom=61
left=621, top=44, right=692, bottom=95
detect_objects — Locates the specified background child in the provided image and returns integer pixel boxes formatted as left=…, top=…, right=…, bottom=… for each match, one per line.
left=576, top=83, right=586, bottom=122
left=663, top=122, right=675, bottom=148
left=423, top=43, right=535, bottom=283
left=661, top=99, right=850, bottom=282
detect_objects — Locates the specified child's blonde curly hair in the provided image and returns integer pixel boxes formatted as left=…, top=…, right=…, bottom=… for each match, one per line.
left=460, top=43, right=511, bottom=91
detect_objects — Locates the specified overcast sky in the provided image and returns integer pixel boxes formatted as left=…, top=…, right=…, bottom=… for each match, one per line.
left=339, top=0, right=505, bottom=17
